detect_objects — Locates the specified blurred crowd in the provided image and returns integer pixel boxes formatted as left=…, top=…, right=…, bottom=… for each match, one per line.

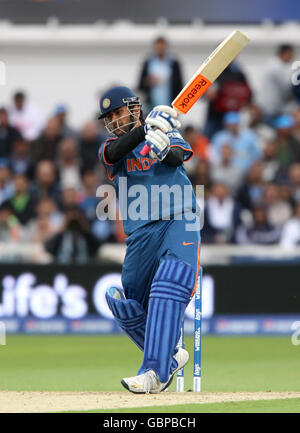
left=0, top=93, right=115, bottom=263
left=1, top=39, right=300, bottom=263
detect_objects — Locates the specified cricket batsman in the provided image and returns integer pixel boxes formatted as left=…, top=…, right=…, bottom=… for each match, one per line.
left=98, top=86, right=201, bottom=393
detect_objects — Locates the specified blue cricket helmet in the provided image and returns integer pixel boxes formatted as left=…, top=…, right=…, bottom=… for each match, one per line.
left=98, top=86, right=140, bottom=119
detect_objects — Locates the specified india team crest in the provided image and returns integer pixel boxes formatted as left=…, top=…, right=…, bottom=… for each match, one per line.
left=102, top=98, right=111, bottom=109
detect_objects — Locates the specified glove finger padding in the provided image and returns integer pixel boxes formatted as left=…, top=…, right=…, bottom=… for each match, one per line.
left=153, top=128, right=170, bottom=144
left=152, top=105, right=179, bottom=118
left=153, top=105, right=181, bottom=129
left=146, top=105, right=181, bottom=132
left=145, top=129, right=170, bottom=161
left=146, top=117, right=182, bottom=132
left=173, top=119, right=182, bottom=129
left=146, top=129, right=170, bottom=148
left=146, top=117, right=172, bottom=133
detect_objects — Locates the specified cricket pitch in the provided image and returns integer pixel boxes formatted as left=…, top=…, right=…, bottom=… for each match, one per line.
left=0, top=391, right=300, bottom=412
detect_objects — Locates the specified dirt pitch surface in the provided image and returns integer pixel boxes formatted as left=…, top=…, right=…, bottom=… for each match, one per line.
left=0, top=391, right=300, bottom=412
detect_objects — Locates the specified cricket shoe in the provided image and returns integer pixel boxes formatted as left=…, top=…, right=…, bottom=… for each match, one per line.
left=160, top=347, right=190, bottom=392
left=147, top=347, right=190, bottom=393
left=121, top=348, right=189, bottom=394
left=121, top=370, right=164, bottom=394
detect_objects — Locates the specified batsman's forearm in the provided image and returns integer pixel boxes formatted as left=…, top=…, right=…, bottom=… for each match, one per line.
left=104, top=126, right=145, bottom=163
left=162, top=147, right=185, bottom=167
left=104, top=125, right=184, bottom=166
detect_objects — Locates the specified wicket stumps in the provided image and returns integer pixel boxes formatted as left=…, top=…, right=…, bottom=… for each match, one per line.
left=193, top=267, right=202, bottom=392
left=176, top=320, right=185, bottom=392
left=176, top=267, right=203, bottom=392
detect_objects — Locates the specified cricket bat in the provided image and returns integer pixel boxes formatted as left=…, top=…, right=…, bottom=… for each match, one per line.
left=140, top=29, right=250, bottom=156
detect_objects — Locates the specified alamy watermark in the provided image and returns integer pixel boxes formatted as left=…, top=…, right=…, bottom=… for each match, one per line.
left=96, top=179, right=204, bottom=231
left=0, top=61, right=6, bottom=86
left=291, top=321, right=300, bottom=346
left=0, top=322, right=6, bottom=345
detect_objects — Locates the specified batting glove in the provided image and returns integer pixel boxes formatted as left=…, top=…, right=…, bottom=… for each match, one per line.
left=145, top=129, right=170, bottom=161
left=145, top=105, right=181, bottom=132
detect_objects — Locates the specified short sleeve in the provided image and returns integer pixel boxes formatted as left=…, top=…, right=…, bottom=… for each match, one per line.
left=167, top=130, right=193, bottom=162
left=98, top=138, right=122, bottom=181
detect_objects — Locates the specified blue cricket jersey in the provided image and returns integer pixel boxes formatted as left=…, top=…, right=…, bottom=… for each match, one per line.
left=99, top=130, right=198, bottom=235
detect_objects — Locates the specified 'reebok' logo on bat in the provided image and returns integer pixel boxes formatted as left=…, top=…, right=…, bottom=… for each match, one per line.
left=173, top=74, right=212, bottom=114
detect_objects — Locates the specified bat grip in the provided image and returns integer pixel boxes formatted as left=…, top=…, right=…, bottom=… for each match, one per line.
left=140, top=144, right=151, bottom=156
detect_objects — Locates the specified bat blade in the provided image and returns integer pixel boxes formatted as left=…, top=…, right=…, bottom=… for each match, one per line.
left=172, top=30, right=250, bottom=114
left=140, top=30, right=250, bottom=156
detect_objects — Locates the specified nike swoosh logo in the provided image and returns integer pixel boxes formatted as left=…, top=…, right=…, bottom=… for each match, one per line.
left=182, top=242, right=195, bottom=246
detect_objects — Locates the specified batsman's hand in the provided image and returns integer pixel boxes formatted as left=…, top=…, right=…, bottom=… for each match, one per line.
left=145, top=105, right=181, bottom=132
left=145, top=129, right=170, bottom=161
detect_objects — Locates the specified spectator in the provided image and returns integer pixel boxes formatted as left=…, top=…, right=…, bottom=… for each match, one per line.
left=241, top=104, right=275, bottom=151
left=79, top=169, right=117, bottom=243
left=57, top=137, right=82, bottom=191
left=236, top=204, right=281, bottom=245
left=236, top=161, right=265, bottom=210
left=8, top=91, right=45, bottom=141
left=31, top=160, right=60, bottom=204
left=53, top=104, right=77, bottom=139
left=261, top=141, right=280, bottom=182
left=182, top=125, right=210, bottom=177
left=258, top=44, right=295, bottom=123
left=9, top=138, right=35, bottom=179
left=202, top=183, right=241, bottom=244
left=183, top=125, right=210, bottom=160
left=0, top=107, right=22, bottom=157
left=288, top=163, right=300, bottom=204
left=0, top=159, right=14, bottom=205
left=211, top=144, right=244, bottom=195
left=273, top=114, right=300, bottom=179
left=44, top=209, right=100, bottom=264
left=61, top=186, right=81, bottom=212
left=25, top=198, right=62, bottom=243
left=138, top=36, right=183, bottom=111
left=79, top=121, right=104, bottom=171
left=37, top=197, right=63, bottom=230
left=204, top=62, right=252, bottom=138
left=192, top=160, right=212, bottom=192
left=263, top=183, right=292, bottom=227
left=5, top=174, right=36, bottom=225
left=79, top=169, right=98, bottom=221
left=92, top=214, right=116, bottom=243
left=278, top=182, right=293, bottom=206
left=0, top=202, right=21, bottom=242
left=292, top=107, right=300, bottom=142
left=211, top=111, right=261, bottom=173
left=31, top=117, right=63, bottom=162
left=62, top=185, right=105, bottom=243
left=280, top=202, right=300, bottom=248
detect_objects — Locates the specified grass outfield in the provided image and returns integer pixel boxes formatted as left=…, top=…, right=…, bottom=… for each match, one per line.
left=0, top=335, right=299, bottom=392
left=0, top=335, right=300, bottom=412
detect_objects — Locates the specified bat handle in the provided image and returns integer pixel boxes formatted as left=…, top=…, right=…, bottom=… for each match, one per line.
left=140, top=144, right=151, bottom=156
